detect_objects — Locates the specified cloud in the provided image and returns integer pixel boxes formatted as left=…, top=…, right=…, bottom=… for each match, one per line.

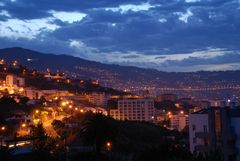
left=158, top=18, right=167, bottom=23
left=0, top=0, right=239, bottom=71
left=0, top=2, right=5, bottom=6
left=0, top=18, right=59, bottom=39
left=49, top=10, right=87, bottom=23
left=185, top=0, right=201, bottom=3
left=105, top=2, right=159, bottom=14
left=174, top=9, right=193, bottom=23
left=0, top=10, right=11, bottom=17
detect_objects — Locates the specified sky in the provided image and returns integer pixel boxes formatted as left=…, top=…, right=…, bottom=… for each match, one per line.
left=0, top=0, right=240, bottom=72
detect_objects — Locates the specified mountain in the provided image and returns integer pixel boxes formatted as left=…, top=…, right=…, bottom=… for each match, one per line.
left=0, top=47, right=240, bottom=91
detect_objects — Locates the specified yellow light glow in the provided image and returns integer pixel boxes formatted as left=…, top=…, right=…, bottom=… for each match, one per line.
left=35, top=110, right=39, bottom=114
left=19, top=88, right=24, bottom=92
left=1, top=126, right=6, bottom=131
left=9, top=89, right=14, bottom=94
left=180, top=111, right=184, bottom=114
left=107, top=142, right=111, bottom=147
left=21, top=123, right=26, bottom=128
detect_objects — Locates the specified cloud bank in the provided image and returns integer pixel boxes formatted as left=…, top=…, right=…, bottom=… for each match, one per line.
left=0, top=0, right=239, bottom=71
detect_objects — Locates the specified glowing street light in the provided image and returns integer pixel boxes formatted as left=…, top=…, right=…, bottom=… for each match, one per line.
left=21, top=123, right=26, bottom=128
left=19, top=88, right=24, bottom=92
left=1, top=126, right=6, bottom=131
left=106, top=141, right=112, bottom=151
left=61, top=102, right=66, bottom=106
left=35, top=110, right=39, bottom=114
left=180, top=111, right=184, bottom=114
left=33, top=119, right=40, bottom=125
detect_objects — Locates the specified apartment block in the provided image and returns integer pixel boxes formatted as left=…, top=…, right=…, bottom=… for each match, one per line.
left=110, top=98, right=155, bottom=122
left=189, top=107, right=240, bottom=161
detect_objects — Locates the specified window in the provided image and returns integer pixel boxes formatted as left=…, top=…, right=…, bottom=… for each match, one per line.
left=203, top=125, right=207, bottom=132
left=192, top=125, right=196, bottom=131
left=204, top=139, right=208, bottom=146
left=193, top=137, right=197, bottom=144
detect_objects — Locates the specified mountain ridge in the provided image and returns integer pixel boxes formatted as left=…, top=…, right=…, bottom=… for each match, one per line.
left=0, top=47, right=240, bottom=89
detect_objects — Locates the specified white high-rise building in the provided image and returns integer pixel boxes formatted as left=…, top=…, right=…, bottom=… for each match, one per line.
left=110, top=98, right=155, bottom=122
left=189, top=107, right=240, bottom=161
left=169, top=112, right=189, bottom=131
left=88, top=92, right=110, bottom=107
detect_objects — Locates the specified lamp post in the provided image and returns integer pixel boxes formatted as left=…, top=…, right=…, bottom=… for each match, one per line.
left=106, top=141, right=112, bottom=151
left=1, top=126, right=6, bottom=147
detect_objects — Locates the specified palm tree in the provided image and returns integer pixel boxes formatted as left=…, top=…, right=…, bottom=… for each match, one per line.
left=80, top=113, right=117, bottom=153
left=31, top=123, right=56, bottom=161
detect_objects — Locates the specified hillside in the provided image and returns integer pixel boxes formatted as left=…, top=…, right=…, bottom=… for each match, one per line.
left=0, top=47, right=240, bottom=90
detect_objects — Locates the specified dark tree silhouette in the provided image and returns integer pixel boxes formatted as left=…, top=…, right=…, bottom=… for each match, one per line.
left=80, top=113, right=117, bottom=153
left=31, top=123, right=56, bottom=161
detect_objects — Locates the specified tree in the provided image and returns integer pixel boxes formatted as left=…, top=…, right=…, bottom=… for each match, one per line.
left=80, top=114, right=117, bottom=153
left=133, top=142, right=191, bottom=161
left=31, top=123, right=56, bottom=161
left=18, top=96, right=29, bottom=106
left=0, top=96, right=18, bottom=119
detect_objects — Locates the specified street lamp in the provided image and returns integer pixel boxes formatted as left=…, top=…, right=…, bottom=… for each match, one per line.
left=62, top=102, right=66, bottom=106
left=21, top=123, right=26, bottom=128
left=35, top=110, right=39, bottom=114
left=1, top=126, right=6, bottom=147
left=106, top=141, right=112, bottom=151
left=1, top=126, right=6, bottom=131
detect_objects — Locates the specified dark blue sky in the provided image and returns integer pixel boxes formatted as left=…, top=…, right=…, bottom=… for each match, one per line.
left=0, top=0, right=240, bottom=71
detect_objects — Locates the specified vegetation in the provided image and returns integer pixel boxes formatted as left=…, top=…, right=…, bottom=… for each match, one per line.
left=80, top=113, right=118, bottom=153
left=31, top=123, right=57, bottom=161
left=0, top=96, right=32, bottom=120
left=0, top=112, right=223, bottom=161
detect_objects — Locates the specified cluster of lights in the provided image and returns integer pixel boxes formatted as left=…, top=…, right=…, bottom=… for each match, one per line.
left=61, top=101, right=71, bottom=106
left=12, top=60, right=18, bottom=66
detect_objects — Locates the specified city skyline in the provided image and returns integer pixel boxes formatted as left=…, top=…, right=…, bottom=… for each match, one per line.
left=0, top=0, right=240, bottom=71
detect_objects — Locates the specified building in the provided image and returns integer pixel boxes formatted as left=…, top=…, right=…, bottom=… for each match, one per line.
left=24, top=88, right=69, bottom=100
left=156, top=94, right=177, bottom=102
left=24, top=88, right=44, bottom=99
left=169, top=112, right=189, bottom=131
left=210, top=99, right=226, bottom=107
left=88, top=92, right=110, bottom=107
left=6, top=75, right=25, bottom=87
left=110, top=98, right=155, bottom=122
left=189, top=107, right=240, bottom=161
